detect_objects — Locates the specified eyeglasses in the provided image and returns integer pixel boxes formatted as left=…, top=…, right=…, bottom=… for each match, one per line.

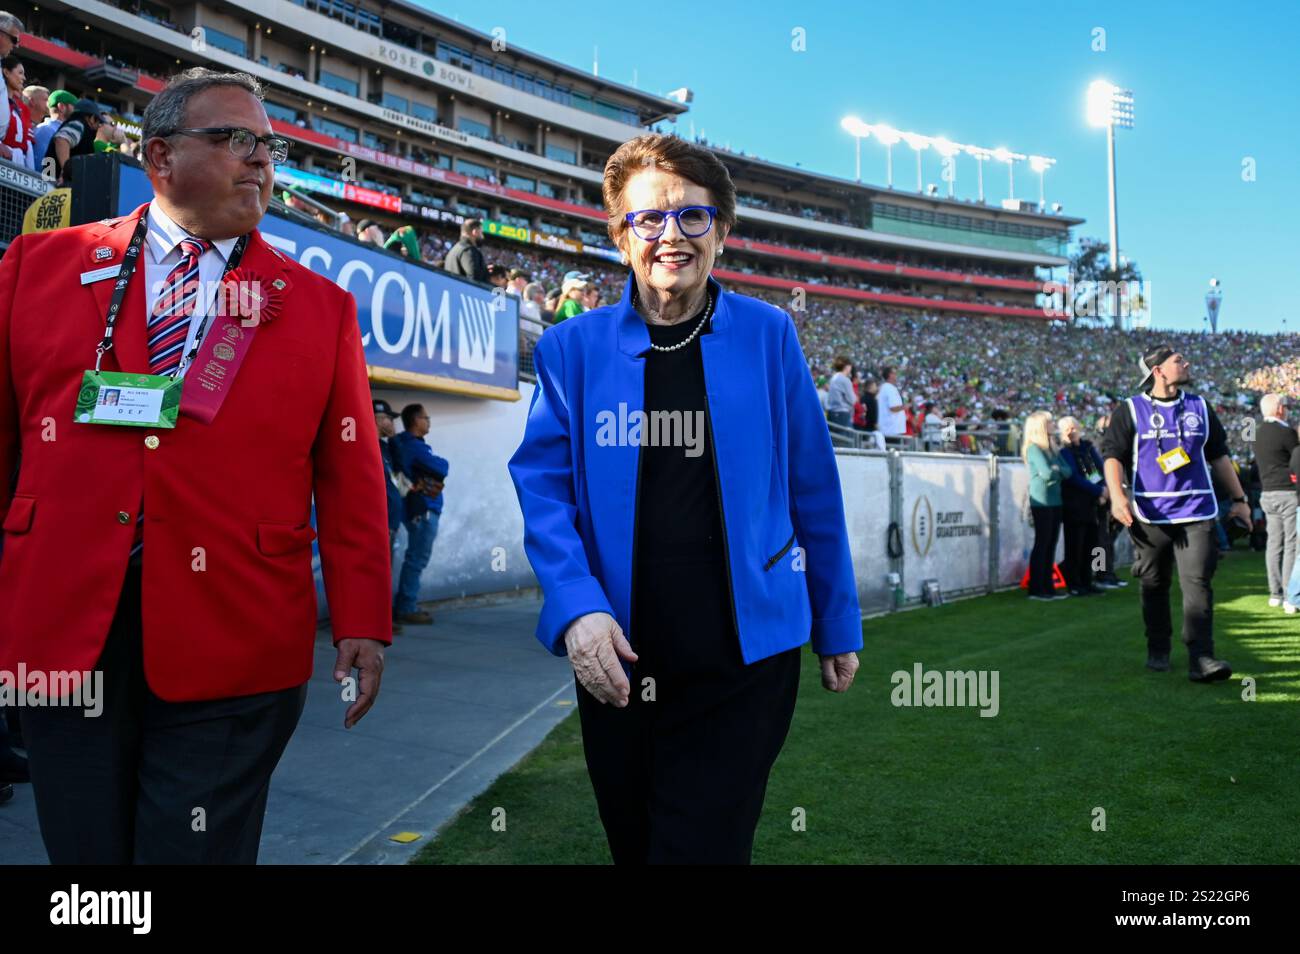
left=161, top=126, right=290, bottom=163
left=624, top=205, right=717, bottom=241
left=2, top=31, right=19, bottom=48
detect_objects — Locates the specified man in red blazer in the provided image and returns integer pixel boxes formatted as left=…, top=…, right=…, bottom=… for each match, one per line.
left=0, top=68, right=392, bottom=863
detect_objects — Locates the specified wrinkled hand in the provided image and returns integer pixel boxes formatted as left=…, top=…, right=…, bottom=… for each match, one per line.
left=564, top=612, right=638, bottom=706
left=334, top=638, right=386, bottom=729
left=1111, top=491, right=1134, bottom=528
left=820, top=652, right=859, bottom=692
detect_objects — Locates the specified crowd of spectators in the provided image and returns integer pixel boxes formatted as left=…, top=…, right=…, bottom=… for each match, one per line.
left=279, top=197, right=1296, bottom=463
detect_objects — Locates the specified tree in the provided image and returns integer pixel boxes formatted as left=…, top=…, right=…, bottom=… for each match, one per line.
left=1068, top=239, right=1145, bottom=329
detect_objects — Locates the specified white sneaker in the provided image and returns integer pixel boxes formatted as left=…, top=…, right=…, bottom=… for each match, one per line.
left=1269, top=597, right=1282, bottom=608
left=1286, top=602, right=1298, bottom=615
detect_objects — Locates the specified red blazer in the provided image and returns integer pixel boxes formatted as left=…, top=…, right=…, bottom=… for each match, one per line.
left=0, top=203, right=393, bottom=702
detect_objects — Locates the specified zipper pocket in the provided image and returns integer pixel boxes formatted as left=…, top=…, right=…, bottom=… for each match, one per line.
left=764, top=531, right=796, bottom=571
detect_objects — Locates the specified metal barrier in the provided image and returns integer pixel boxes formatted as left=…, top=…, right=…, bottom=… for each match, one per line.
left=846, top=449, right=1132, bottom=613
left=0, top=158, right=55, bottom=250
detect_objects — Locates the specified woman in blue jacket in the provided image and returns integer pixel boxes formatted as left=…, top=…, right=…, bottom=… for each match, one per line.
left=1057, top=415, right=1109, bottom=596
left=508, top=133, right=862, bottom=864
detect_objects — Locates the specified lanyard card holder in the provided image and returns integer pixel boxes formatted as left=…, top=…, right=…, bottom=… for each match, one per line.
left=75, top=370, right=181, bottom=428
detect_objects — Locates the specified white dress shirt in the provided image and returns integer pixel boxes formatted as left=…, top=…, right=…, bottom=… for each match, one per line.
left=143, top=203, right=239, bottom=379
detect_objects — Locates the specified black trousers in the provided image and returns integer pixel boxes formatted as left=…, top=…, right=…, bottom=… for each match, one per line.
left=1128, top=519, right=1219, bottom=661
left=576, top=549, right=801, bottom=865
left=1096, top=504, right=1120, bottom=580
left=1028, top=505, right=1063, bottom=595
left=1061, top=514, right=1099, bottom=590
left=19, top=561, right=307, bottom=864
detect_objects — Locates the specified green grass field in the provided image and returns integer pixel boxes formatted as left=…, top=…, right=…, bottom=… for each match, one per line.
left=413, top=550, right=1300, bottom=864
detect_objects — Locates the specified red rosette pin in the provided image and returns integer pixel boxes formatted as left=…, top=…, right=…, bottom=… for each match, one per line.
left=219, top=267, right=282, bottom=328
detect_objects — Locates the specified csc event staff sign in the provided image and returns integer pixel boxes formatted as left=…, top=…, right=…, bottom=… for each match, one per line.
left=117, top=163, right=519, bottom=401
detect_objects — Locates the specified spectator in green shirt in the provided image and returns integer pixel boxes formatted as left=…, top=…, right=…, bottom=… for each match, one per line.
left=384, top=224, right=421, bottom=261
left=553, top=275, right=590, bottom=323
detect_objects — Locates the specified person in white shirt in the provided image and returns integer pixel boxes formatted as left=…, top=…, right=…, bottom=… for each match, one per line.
left=876, top=366, right=906, bottom=438
left=923, top=402, right=946, bottom=449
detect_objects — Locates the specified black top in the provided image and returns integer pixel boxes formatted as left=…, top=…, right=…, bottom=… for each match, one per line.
left=443, top=239, right=489, bottom=283
left=1255, top=418, right=1298, bottom=491
left=1100, top=390, right=1230, bottom=478
left=634, top=296, right=726, bottom=565
left=863, top=388, right=879, bottom=430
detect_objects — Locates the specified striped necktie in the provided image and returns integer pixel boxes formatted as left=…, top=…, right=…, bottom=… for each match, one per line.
left=147, top=236, right=212, bottom=377
left=131, top=236, right=212, bottom=558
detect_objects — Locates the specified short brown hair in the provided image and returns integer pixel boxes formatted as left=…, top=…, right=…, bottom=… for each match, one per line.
left=602, top=133, right=736, bottom=246
left=832, top=356, right=851, bottom=372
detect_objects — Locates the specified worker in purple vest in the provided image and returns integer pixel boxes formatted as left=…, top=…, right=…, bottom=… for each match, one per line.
left=1100, top=346, right=1251, bottom=682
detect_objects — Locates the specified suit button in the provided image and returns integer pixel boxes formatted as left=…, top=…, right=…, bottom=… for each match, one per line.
left=117, top=511, right=131, bottom=524
left=144, top=435, right=160, bottom=450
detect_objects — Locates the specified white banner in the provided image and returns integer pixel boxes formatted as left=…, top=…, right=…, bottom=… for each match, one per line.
left=901, top=454, right=991, bottom=596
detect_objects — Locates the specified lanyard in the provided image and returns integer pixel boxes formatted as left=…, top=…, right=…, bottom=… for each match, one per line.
left=94, top=204, right=249, bottom=375
left=1151, top=393, right=1186, bottom=455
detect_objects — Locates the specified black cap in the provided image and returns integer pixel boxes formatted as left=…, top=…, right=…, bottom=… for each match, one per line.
left=1138, top=345, right=1174, bottom=391
left=373, top=398, right=396, bottom=417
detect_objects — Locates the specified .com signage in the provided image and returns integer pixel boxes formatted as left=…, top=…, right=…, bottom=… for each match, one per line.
left=117, top=163, right=519, bottom=400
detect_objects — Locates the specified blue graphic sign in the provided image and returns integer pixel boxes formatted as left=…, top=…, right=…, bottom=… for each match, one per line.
left=116, top=163, right=519, bottom=399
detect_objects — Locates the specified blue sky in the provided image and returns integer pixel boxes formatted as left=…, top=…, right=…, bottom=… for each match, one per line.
left=422, top=0, right=1299, bottom=333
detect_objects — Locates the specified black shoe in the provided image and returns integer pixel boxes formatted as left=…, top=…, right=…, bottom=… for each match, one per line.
left=1146, top=652, right=1171, bottom=672
left=0, top=783, right=12, bottom=805
left=1189, top=656, right=1233, bottom=683
left=1088, top=583, right=1107, bottom=593
left=0, top=753, right=28, bottom=784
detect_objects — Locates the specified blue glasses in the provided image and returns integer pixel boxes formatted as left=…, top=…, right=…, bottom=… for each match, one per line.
left=624, top=205, right=717, bottom=241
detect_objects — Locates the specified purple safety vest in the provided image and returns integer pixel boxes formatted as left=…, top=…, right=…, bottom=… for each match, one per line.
left=1126, top=391, right=1218, bottom=524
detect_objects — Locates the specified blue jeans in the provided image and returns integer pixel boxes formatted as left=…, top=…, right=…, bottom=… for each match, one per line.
left=1287, top=511, right=1300, bottom=606
left=395, top=511, right=439, bottom=614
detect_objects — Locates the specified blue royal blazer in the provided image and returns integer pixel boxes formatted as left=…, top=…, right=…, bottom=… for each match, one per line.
left=508, top=272, right=863, bottom=664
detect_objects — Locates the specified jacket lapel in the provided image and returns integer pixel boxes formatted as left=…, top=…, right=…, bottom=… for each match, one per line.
left=82, top=203, right=149, bottom=374
left=233, top=229, right=295, bottom=313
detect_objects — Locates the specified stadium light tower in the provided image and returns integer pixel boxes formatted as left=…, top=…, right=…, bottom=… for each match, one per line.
left=932, top=138, right=961, bottom=197
left=873, top=125, right=902, bottom=188
left=1086, top=80, right=1134, bottom=273
left=965, top=145, right=991, bottom=202
left=901, top=132, right=930, bottom=193
left=1029, top=155, right=1056, bottom=209
left=991, top=147, right=1016, bottom=200
left=840, top=115, right=872, bottom=182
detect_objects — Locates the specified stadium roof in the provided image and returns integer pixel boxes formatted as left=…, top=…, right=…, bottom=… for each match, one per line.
left=380, top=0, right=689, bottom=122
left=713, top=148, right=1087, bottom=228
